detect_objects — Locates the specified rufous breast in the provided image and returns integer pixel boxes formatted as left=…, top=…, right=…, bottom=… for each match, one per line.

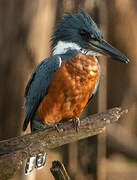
left=37, top=53, right=99, bottom=124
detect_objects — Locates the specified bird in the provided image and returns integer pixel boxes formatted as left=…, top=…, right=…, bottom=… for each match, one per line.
left=23, top=9, right=129, bottom=174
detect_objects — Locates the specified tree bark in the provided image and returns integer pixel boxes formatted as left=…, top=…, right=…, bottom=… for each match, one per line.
left=50, top=161, right=71, bottom=180
left=0, top=107, right=126, bottom=180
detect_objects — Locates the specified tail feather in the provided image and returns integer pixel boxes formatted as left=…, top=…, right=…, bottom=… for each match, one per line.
left=23, top=106, right=37, bottom=131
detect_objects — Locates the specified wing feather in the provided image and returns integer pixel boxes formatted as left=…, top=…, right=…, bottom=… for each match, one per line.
left=23, top=55, right=62, bottom=131
left=87, top=64, right=101, bottom=104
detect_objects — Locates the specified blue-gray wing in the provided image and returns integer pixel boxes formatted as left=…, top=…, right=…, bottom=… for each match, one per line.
left=87, top=64, right=101, bottom=104
left=23, top=55, right=62, bottom=131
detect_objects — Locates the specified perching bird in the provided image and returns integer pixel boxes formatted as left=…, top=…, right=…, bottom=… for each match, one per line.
left=23, top=10, right=129, bottom=174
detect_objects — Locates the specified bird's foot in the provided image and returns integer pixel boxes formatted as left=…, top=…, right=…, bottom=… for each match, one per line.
left=47, top=122, right=63, bottom=133
left=54, top=124, right=61, bottom=133
left=73, top=117, right=80, bottom=132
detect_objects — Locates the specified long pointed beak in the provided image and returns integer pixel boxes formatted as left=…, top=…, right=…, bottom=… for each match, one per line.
left=89, top=39, right=129, bottom=63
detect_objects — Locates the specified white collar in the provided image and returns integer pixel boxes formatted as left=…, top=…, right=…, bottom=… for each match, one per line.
left=53, top=41, right=101, bottom=56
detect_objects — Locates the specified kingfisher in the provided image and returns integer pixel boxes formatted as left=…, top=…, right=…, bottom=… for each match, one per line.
left=23, top=10, right=129, bottom=174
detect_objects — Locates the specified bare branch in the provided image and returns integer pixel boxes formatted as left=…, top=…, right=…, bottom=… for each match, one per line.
left=50, top=161, right=71, bottom=180
left=0, top=107, right=127, bottom=180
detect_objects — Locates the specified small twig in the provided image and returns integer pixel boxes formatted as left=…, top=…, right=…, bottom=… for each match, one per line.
left=0, top=107, right=127, bottom=180
left=50, top=161, right=71, bottom=180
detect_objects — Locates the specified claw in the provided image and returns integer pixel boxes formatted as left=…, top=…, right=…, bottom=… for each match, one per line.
left=73, top=117, right=80, bottom=132
left=54, top=124, right=60, bottom=133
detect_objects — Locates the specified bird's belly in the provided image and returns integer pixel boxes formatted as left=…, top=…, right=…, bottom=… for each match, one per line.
left=37, top=54, right=99, bottom=124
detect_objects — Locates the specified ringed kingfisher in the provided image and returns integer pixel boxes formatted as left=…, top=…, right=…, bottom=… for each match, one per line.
left=23, top=10, right=129, bottom=174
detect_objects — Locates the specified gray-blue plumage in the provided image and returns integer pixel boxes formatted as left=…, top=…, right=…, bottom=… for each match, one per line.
left=23, top=10, right=103, bottom=131
left=51, top=10, right=103, bottom=50
left=23, top=50, right=79, bottom=131
left=23, top=9, right=129, bottom=175
left=23, top=55, right=61, bottom=131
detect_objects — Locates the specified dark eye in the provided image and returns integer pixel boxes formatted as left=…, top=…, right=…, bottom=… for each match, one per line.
left=80, top=29, right=91, bottom=41
left=80, top=29, right=87, bottom=35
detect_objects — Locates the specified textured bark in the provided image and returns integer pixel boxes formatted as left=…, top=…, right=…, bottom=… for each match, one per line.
left=51, top=161, right=71, bottom=180
left=0, top=107, right=127, bottom=180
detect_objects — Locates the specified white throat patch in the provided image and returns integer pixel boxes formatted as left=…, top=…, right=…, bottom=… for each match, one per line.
left=53, top=41, right=81, bottom=55
left=53, top=41, right=101, bottom=56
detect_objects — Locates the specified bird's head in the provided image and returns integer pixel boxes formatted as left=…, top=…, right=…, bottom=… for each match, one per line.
left=52, top=10, right=129, bottom=63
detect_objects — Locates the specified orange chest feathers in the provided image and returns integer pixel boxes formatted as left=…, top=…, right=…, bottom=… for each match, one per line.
left=37, top=53, right=99, bottom=124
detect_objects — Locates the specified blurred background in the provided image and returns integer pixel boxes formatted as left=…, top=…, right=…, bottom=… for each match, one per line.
left=0, top=0, right=137, bottom=180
